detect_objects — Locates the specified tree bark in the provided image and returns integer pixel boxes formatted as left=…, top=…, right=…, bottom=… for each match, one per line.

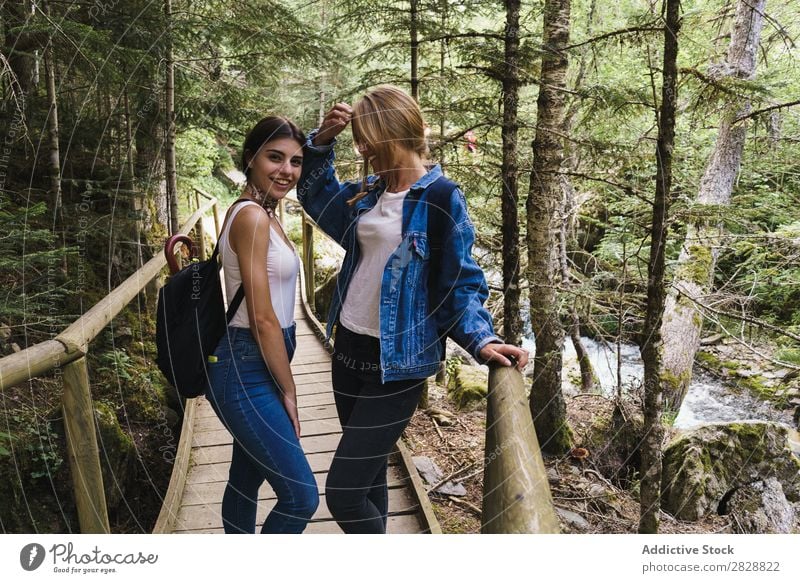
left=501, top=0, right=522, bottom=346
left=638, top=0, right=681, bottom=535
left=559, top=0, right=597, bottom=393
left=44, top=29, right=61, bottom=214
left=526, top=0, right=573, bottom=455
left=164, top=0, right=179, bottom=234
left=438, top=1, right=447, bottom=167
left=3, top=0, right=36, bottom=100
left=559, top=200, right=597, bottom=392
left=135, top=85, right=169, bottom=235
left=410, top=0, right=419, bottom=102
left=659, top=0, right=766, bottom=412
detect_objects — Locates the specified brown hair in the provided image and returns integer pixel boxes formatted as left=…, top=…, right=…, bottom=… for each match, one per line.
left=348, top=85, right=428, bottom=205
left=241, top=116, right=305, bottom=179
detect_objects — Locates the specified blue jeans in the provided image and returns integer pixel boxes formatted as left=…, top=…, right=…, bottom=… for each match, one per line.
left=205, top=324, right=319, bottom=534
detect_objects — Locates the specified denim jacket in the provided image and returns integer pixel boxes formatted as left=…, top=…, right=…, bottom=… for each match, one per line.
left=297, top=131, right=500, bottom=382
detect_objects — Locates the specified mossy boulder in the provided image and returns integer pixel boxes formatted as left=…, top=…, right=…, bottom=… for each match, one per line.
left=726, top=478, right=797, bottom=533
left=662, top=421, right=800, bottom=521
left=447, top=364, right=488, bottom=409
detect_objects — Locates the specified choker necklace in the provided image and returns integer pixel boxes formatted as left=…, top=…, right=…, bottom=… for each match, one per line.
left=245, top=183, right=278, bottom=217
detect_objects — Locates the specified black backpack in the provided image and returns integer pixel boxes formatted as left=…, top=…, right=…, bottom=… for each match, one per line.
left=155, top=210, right=246, bottom=398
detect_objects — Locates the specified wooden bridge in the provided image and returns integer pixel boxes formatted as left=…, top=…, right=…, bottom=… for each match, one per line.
left=0, top=190, right=559, bottom=534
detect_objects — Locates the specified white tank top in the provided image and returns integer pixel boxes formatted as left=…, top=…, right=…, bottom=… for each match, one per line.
left=219, top=200, right=299, bottom=329
left=340, top=189, right=409, bottom=337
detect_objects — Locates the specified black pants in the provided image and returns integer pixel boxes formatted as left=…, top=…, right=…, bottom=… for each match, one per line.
left=326, top=324, right=426, bottom=534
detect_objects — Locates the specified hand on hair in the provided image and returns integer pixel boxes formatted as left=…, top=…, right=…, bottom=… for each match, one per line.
left=314, top=103, right=352, bottom=146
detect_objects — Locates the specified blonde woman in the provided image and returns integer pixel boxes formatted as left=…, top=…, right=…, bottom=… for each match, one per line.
left=298, top=85, right=527, bottom=533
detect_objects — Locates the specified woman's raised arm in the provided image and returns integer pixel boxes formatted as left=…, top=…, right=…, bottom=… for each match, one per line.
left=297, top=103, right=359, bottom=245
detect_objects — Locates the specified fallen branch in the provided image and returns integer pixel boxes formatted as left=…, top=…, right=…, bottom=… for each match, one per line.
left=447, top=496, right=482, bottom=516
left=702, top=313, right=800, bottom=372
left=426, top=460, right=479, bottom=493
left=430, top=416, right=444, bottom=440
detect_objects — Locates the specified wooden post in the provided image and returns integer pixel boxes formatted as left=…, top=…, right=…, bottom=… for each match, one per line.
left=212, top=200, right=221, bottom=239
left=194, top=191, right=206, bottom=260
left=481, top=365, right=560, bottom=533
left=303, top=217, right=315, bottom=313
left=62, top=357, right=110, bottom=533
left=278, top=197, right=285, bottom=224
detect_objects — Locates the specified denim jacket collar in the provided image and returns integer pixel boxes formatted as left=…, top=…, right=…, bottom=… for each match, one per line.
left=357, top=164, right=443, bottom=203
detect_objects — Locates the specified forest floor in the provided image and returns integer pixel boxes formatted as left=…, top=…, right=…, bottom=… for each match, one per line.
left=402, top=380, right=732, bottom=534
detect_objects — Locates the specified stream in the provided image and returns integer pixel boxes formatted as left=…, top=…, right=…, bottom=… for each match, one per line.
left=532, top=335, right=796, bottom=430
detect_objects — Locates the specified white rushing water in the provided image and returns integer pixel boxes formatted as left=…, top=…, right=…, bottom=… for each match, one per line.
left=532, top=336, right=795, bottom=429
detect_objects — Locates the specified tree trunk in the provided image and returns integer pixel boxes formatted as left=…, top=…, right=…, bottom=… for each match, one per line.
left=3, top=0, right=37, bottom=100
left=164, top=0, right=179, bottom=234
left=410, top=0, right=419, bottom=102
left=559, top=0, right=597, bottom=393
left=526, top=0, right=573, bottom=455
left=135, top=80, right=169, bottom=236
left=559, top=204, right=596, bottom=392
left=44, top=32, right=61, bottom=214
left=318, top=1, right=327, bottom=126
left=639, top=0, right=681, bottom=535
left=659, top=0, right=766, bottom=412
left=438, top=2, right=447, bottom=168
left=501, top=0, right=522, bottom=347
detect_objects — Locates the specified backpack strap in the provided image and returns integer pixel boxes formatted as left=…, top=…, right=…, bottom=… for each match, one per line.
left=214, top=198, right=251, bottom=323
left=225, top=286, right=245, bottom=322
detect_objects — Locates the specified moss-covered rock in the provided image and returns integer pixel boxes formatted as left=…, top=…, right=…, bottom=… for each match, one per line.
left=727, top=478, right=797, bottom=533
left=661, top=421, right=800, bottom=521
left=447, top=364, right=488, bottom=410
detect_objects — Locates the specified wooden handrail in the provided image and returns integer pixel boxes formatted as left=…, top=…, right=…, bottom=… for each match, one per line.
left=193, top=187, right=215, bottom=201
left=293, top=199, right=560, bottom=534
left=482, top=366, right=560, bottom=533
left=0, top=197, right=216, bottom=391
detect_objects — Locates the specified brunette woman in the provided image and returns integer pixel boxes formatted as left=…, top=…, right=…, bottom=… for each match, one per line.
left=206, top=116, right=318, bottom=534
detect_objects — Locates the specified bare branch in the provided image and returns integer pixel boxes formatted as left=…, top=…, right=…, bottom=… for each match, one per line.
left=565, top=25, right=662, bottom=51
left=733, top=98, right=800, bottom=123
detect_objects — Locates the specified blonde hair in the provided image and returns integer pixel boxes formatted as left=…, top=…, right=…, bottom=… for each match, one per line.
left=347, top=85, right=429, bottom=205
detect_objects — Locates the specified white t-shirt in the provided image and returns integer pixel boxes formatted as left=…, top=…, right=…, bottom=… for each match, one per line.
left=340, top=189, right=409, bottom=337
left=219, top=201, right=299, bottom=329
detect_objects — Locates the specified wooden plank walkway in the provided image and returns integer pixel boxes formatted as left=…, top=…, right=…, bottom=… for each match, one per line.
left=168, top=290, right=430, bottom=534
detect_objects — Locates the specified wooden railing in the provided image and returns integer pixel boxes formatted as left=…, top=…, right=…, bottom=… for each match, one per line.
left=292, top=199, right=560, bottom=534
left=0, top=189, right=220, bottom=533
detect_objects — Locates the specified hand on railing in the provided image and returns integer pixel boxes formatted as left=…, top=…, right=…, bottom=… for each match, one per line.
left=479, top=343, right=528, bottom=371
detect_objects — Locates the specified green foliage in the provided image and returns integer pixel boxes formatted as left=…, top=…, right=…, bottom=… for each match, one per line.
left=0, top=431, right=14, bottom=457
left=97, top=349, right=136, bottom=382
left=0, top=199, right=78, bottom=331
left=775, top=348, right=800, bottom=367
left=5, top=412, right=64, bottom=480
left=176, top=129, right=221, bottom=178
